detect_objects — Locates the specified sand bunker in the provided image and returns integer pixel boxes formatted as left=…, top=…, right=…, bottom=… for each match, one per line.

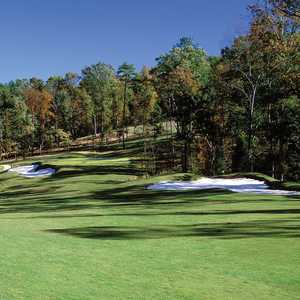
left=147, top=177, right=300, bottom=196
left=0, top=165, right=11, bottom=173
left=9, top=164, right=55, bottom=178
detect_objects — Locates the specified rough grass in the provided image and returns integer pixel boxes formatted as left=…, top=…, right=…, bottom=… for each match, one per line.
left=0, top=151, right=300, bottom=300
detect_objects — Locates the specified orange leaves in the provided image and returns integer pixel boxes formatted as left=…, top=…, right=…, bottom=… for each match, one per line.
left=24, top=88, right=53, bottom=126
left=168, top=66, right=199, bottom=97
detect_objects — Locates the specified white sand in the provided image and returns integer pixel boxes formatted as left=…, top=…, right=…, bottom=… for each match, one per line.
left=9, top=164, right=55, bottom=178
left=0, top=164, right=11, bottom=172
left=147, top=177, right=300, bottom=196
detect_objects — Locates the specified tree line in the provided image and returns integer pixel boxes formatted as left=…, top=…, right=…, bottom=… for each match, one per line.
left=0, top=0, right=299, bottom=180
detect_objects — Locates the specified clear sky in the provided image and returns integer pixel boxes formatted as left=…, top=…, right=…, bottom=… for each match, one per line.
left=0, top=0, right=252, bottom=82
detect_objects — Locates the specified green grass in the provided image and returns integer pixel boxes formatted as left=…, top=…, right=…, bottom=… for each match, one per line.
left=0, top=150, right=300, bottom=300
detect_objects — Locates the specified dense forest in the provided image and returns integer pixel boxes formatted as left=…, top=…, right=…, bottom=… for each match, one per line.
left=0, top=0, right=299, bottom=180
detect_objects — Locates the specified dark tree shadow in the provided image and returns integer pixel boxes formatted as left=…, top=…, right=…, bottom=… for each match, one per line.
left=1, top=178, right=300, bottom=215
left=43, top=162, right=144, bottom=182
left=46, top=218, right=300, bottom=240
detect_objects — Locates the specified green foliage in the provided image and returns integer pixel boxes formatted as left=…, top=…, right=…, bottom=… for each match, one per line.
left=81, top=63, right=117, bottom=137
left=0, top=3, right=299, bottom=180
left=154, top=37, right=212, bottom=172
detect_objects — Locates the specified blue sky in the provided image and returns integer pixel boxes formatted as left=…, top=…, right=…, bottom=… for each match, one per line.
left=0, top=0, right=252, bottom=82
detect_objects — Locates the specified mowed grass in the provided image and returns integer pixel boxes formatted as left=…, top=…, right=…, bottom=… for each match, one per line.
left=0, top=150, right=300, bottom=300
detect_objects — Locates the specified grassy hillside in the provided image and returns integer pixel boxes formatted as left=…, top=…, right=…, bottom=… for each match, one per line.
left=0, top=150, right=300, bottom=299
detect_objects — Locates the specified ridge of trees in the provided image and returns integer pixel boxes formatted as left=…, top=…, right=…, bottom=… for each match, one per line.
left=0, top=0, right=299, bottom=180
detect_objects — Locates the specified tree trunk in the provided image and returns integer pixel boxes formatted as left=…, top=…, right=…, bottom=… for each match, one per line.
left=93, top=115, right=98, bottom=137
left=168, top=97, right=176, bottom=170
left=278, top=137, right=285, bottom=182
left=247, top=123, right=254, bottom=172
left=122, top=81, right=127, bottom=150
left=248, top=86, right=257, bottom=172
left=15, top=147, right=17, bottom=161
left=142, top=115, right=148, bottom=171
left=267, top=103, right=276, bottom=178
left=93, top=115, right=98, bottom=150
left=182, top=139, right=189, bottom=173
left=31, top=114, right=35, bottom=156
left=100, top=110, right=104, bottom=143
left=55, top=118, right=59, bottom=148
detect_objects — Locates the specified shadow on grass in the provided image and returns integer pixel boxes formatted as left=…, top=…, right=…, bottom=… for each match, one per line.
left=1, top=178, right=300, bottom=215
left=43, top=158, right=144, bottom=182
left=46, top=218, right=300, bottom=240
left=0, top=184, right=230, bottom=214
left=1, top=149, right=300, bottom=223
left=28, top=208, right=300, bottom=219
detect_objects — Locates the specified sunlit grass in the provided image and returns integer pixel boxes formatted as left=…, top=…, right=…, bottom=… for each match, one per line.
left=0, top=151, right=300, bottom=299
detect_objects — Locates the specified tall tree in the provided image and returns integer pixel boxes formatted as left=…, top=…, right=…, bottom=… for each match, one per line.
left=154, top=37, right=211, bottom=172
left=81, top=63, right=116, bottom=141
left=25, top=79, right=53, bottom=153
left=117, top=63, right=136, bottom=149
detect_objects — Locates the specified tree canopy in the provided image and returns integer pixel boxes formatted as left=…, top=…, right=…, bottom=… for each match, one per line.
left=0, top=0, right=299, bottom=180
